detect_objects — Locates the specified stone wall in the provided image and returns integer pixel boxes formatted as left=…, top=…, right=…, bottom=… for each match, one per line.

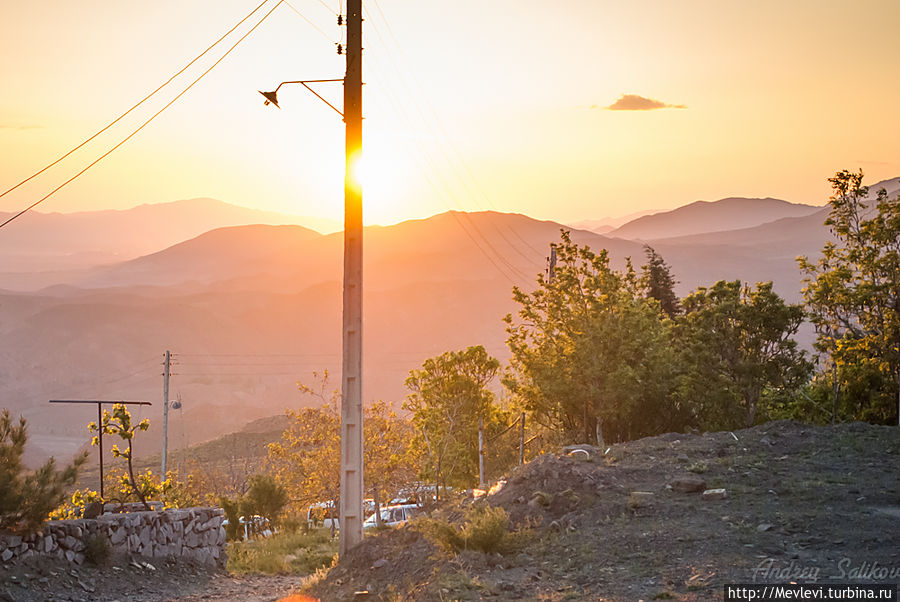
left=0, top=507, right=225, bottom=568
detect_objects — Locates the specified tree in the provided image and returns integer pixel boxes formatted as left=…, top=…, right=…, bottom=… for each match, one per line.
left=798, top=169, right=900, bottom=424
left=674, top=280, right=811, bottom=429
left=243, top=474, right=288, bottom=525
left=88, top=404, right=151, bottom=509
left=504, top=231, right=681, bottom=444
left=403, top=346, right=501, bottom=493
left=641, top=245, right=681, bottom=318
left=269, top=371, right=419, bottom=528
left=1, top=410, right=86, bottom=533
left=363, top=401, right=420, bottom=524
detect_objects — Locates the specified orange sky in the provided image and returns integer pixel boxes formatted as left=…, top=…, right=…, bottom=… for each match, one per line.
left=1, top=0, right=899, bottom=227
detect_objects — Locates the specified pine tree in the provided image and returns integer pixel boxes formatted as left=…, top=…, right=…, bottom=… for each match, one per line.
left=1, top=410, right=86, bottom=533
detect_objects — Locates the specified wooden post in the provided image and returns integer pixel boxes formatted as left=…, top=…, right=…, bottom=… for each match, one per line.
left=518, top=412, right=525, bottom=466
left=478, top=417, right=485, bottom=488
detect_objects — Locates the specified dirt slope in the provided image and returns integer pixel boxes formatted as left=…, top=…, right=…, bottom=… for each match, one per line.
left=2, top=420, right=898, bottom=601
left=310, top=420, right=900, bottom=601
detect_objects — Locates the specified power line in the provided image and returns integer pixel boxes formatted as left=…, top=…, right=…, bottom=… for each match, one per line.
left=0, top=0, right=273, bottom=204
left=364, top=3, right=544, bottom=269
left=0, top=0, right=282, bottom=232
left=282, top=0, right=334, bottom=41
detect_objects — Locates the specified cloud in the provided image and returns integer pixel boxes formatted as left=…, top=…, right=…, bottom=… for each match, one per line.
left=603, top=94, right=686, bottom=111
left=0, top=124, right=43, bottom=130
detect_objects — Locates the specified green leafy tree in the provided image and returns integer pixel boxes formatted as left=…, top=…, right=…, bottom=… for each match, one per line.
left=798, top=169, right=900, bottom=424
left=641, top=245, right=681, bottom=318
left=674, top=280, right=811, bottom=429
left=242, top=473, right=289, bottom=525
left=1, top=410, right=86, bottom=533
left=88, top=404, right=151, bottom=509
left=504, top=231, right=681, bottom=444
left=403, top=346, right=501, bottom=493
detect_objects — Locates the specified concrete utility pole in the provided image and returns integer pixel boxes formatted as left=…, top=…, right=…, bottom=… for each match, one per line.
left=339, top=0, right=364, bottom=557
left=161, top=350, right=171, bottom=475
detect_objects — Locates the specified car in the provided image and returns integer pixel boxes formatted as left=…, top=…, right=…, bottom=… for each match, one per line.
left=363, top=503, right=422, bottom=529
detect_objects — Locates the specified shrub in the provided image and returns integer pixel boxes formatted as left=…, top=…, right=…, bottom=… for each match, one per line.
left=459, top=505, right=510, bottom=554
left=414, top=505, right=513, bottom=555
left=1, top=410, right=86, bottom=533
left=83, top=533, right=110, bottom=566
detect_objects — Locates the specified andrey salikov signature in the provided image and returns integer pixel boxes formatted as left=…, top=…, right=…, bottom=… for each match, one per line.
left=753, top=557, right=900, bottom=582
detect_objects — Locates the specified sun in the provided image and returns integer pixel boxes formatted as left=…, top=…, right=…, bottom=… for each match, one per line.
left=354, top=133, right=414, bottom=225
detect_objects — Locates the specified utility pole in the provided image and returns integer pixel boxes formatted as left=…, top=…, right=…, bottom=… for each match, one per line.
left=339, top=0, right=364, bottom=557
left=548, top=244, right=557, bottom=282
left=478, top=417, right=485, bottom=488
left=161, top=350, right=171, bottom=475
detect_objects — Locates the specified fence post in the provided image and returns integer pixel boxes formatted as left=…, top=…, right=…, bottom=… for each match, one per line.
left=518, top=412, right=525, bottom=466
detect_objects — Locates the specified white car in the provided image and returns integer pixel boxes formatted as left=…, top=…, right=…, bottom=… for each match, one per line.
left=363, top=503, right=422, bottom=529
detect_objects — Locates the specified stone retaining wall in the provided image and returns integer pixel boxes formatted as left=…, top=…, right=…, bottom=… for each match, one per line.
left=0, top=507, right=225, bottom=568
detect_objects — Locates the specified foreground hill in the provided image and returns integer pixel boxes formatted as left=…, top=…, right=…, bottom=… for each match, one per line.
left=312, top=420, right=900, bottom=601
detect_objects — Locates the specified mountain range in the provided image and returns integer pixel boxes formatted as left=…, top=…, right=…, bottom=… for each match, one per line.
left=4, top=177, right=899, bottom=466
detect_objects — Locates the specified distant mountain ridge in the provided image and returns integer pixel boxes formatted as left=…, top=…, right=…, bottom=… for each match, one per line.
left=608, top=197, right=822, bottom=240
left=0, top=197, right=339, bottom=273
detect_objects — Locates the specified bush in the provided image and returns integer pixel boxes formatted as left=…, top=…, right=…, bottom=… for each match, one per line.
left=415, top=505, right=513, bottom=555
left=83, top=533, right=110, bottom=566
left=227, top=530, right=337, bottom=575
left=460, top=505, right=510, bottom=554
left=1, top=410, right=86, bottom=533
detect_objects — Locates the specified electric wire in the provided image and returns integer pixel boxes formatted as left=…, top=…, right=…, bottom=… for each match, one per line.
left=282, top=0, right=334, bottom=42
left=364, top=3, right=544, bottom=264
left=0, top=0, right=283, bottom=232
left=0, top=0, right=272, bottom=204
left=361, top=51, right=528, bottom=285
left=360, top=11, right=534, bottom=283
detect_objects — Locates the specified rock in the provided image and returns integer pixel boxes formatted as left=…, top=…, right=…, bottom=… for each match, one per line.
left=701, top=488, right=728, bottom=501
left=83, top=501, right=103, bottom=519
left=372, top=558, right=388, bottom=569
left=1, top=549, right=12, bottom=562
left=670, top=476, right=707, bottom=493
left=628, top=491, right=654, bottom=509
left=65, top=550, right=76, bottom=562
left=6, top=536, right=22, bottom=548
left=757, top=523, right=773, bottom=532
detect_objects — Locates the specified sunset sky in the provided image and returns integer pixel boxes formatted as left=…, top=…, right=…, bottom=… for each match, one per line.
left=1, top=0, right=899, bottom=228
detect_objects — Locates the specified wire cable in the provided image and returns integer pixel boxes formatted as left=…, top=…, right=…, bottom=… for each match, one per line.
left=282, top=0, right=334, bottom=41
left=0, top=0, right=273, bottom=204
left=0, top=0, right=283, bottom=232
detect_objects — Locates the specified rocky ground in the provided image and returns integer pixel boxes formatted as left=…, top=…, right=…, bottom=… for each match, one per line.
left=2, top=420, right=899, bottom=601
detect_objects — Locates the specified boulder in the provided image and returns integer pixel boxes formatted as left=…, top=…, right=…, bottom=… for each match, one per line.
left=701, top=488, right=728, bottom=501
left=83, top=501, right=103, bottom=519
left=670, top=476, right=707, bottom=493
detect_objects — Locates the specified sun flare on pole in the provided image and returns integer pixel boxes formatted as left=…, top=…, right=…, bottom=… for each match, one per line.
left=339, top=0, right=364, bottom=556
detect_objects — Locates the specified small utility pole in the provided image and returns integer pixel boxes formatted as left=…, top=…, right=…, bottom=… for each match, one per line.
left=518, top=412, right=525, bottom=466
left=161, top=350, right=171, bottom=475
left=478, top=417, right=485, bottom=488
left=548, top=244, right=557, bottom=282
left=339, top=0, right=364, bottom=557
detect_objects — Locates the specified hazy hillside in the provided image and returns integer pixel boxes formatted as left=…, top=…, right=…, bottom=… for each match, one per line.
left=609, top=196, right=821, bottom=240
left=0, top=197, right=339, bottom=275
left=9, top=178, right=900, bottom=465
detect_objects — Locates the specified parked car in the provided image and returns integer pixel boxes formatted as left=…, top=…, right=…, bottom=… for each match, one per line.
left=363, top=503, right=422, bottom=529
